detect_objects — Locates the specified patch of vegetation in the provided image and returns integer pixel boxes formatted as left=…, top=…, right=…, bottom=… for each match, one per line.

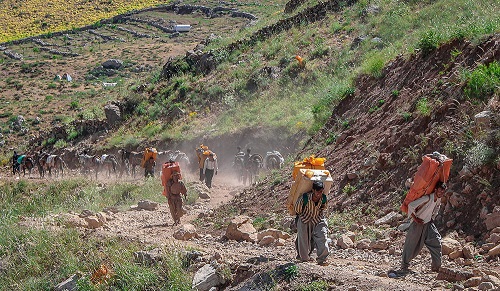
left=418, top=30, right=440, bottom=56
left=465, top=141, right=495, bottom=168
left=294, top=280, right=329, bottom=291
left=252, top=216, right=269, bottom=231
left=416, top=97, right=431, bottom=116
left=284, top=264, right=299, bottom=282
left=464, top=61, right=500, bottom=100
left=342, top=183, right=357, bottom=195
left=401, top=111, right=412, bottom=122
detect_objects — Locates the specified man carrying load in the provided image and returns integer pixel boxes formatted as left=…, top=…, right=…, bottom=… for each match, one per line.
left=294, top=180, right=330, bottom=266
left=165, top=170, right=187, bottom=226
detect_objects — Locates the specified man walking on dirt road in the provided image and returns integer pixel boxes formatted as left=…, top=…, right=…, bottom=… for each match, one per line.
left=294, top=180, right=330, bottom=266
left=165, top=171, right=187, bottom=226
left=203, top=153, right=218, bottom=188
left=389, top=182, right=447, bottom=278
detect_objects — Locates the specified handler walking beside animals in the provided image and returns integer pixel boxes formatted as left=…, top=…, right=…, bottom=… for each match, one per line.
left=389, top=181, right=447, bottom=277
left=203, top=153, right=218, bottom=189
left=165, top=171, right=187, bottom=226
left=294, top=180, right=330, bottom=266
left=144, top=156, right=156, bottom=178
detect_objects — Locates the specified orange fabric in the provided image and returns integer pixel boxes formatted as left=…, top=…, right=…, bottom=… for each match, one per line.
left=161, top=161, right=181, bottom=196
left=292, top=155, right=326, bottom=180
left=141, top=147, right=157, bottom=167
left=401, top=155, right=452, bottom=213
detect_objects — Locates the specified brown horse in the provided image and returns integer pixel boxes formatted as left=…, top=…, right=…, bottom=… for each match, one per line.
left=100, top=154, right=119, bottom=177
left=35, top=152, right=65, bottom=178
left=46, top=155, right=65, bottom=177
left=119, top=149, right=143, bottom=178
left=18, top=155, right=36, bottom=177
left=78, top=154, right=101, bottom=180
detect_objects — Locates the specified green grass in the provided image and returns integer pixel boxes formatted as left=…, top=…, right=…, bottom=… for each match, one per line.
left=0, top=178, right=193, bottom=290
left=464, top=61, right=500, bottom=100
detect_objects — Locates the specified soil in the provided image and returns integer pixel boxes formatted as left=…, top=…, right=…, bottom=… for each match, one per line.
left=16, top=167, right=499, bottom=290
left=2, top=1, right=499, bottom=290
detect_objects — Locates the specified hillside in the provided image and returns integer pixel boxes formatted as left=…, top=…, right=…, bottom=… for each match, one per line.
left=1, top=0, right=500, bottom=290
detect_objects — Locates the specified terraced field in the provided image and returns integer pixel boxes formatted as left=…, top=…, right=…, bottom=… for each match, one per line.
left=0, top=4, right=255, bottom=153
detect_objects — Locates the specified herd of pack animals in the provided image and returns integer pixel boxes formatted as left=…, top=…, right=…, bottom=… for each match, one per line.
left=12, top=148, right=285, bottom=186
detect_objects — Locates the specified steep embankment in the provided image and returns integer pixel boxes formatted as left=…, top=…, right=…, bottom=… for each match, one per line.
left=237, top=34, right=500, bottom=238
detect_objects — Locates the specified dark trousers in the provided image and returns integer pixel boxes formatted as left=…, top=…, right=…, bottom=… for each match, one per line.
left=199, top=168, right=205, bottom=181
left=402, top=221, right=442, bottom=270
left=205, top=169, right=214, bottom=188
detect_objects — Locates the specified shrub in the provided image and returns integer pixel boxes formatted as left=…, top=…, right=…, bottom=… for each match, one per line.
left=69, top=100, right=79, bottom=110
left=294, top=280, right=329, bottom=291
left=416, top=97, right=431, bottom=116
left=363, top=54, right=385, bottom=78
left=465, top=142, right=495, bottom=168
left=464, top=61, right=500, bottom=100
left=418, top=30, right=440, bottom=56
left=54, top=139, right=67, bottom=149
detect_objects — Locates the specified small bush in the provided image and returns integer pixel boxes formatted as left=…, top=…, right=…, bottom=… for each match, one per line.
left=465, top=142, right=495, bottom=168
left=284, top=264, right=299, bottom=282
left=401, top=112, right=412, bottom=122
left=252, top=216, right=268, bottom=231
left=418, top=30, right=440, bottom=56
left=69, top=100, right=79, bottom=110
left=54, top=139, right=67, bottom=149
left=342, top=183, right=357, bottom=195
left=363, top=54, right=385, bottom=78
left=416, top=97, right=431, bottom=116
left=294, top=280, right=329, bottom=291
left=464, top=61, right=500, bottom=100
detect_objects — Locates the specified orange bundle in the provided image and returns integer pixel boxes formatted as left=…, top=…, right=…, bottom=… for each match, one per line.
left=400, top=153, right=452, bottom=213
left=292, top=155, right=326, bottom=180
left=91, top=264, right=112, bottom=285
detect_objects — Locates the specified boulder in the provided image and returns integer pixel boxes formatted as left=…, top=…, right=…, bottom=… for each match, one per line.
left=337, top=234, right=354, bottom=249
left=102, top=59, right=123, bottom=69
left=258, top=235, right=275, bottom=246
left=442, top=237, right=461, bottom=255
left=173, top=224, right=199, bottom=241
left=54, top=272, right=83, bottom=291
left=104, top=103, right=122, bottom=126
left=485, top=208, right=500, bottom=230
left=137, top=200, right=158, bottom=211
left=375, top=211, right=402, bottom=226
left=192, top=263, right=225, bottom=291
left=488, top=244, right=500, bottom=257
left=225, top=215, right=257, bottom=243
left=256, top=228, right=290, bottom=241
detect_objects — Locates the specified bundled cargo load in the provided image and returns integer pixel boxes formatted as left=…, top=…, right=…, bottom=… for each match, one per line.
left=292, top=155, right=326, bottom=180
left=196, top=145, right=216, bottom=167
left=141, top=147, right=158, bottom=168
left=161, top=161, right=182, bottom=196
left=400, top=152, right=453, bottom=213
left=287, top=169, right=333, bottom=215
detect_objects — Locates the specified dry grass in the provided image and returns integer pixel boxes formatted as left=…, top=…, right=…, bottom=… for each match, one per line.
left=0, top=0, right=165, bottom=42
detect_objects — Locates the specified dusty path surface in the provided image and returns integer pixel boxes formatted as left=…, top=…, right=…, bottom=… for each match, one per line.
left=10, top=169, right=498, bottom=290
left=76, top=172, right=452, bottom=290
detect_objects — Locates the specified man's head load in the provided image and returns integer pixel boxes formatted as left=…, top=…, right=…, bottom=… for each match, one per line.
left=312, top=181, right=324, bottom=191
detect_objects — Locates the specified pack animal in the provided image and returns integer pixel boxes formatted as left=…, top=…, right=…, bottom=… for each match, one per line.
left=18, top=155, right=36, bottom=177
left=100, top=154, right=119, bottom=177
left=119, top=149, right=143, bottom=178
left=244, top=153, right=263, bottom=185
left=78, top=154, right=101, bottom=180
left=264, top=151, right=284, bottom=170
